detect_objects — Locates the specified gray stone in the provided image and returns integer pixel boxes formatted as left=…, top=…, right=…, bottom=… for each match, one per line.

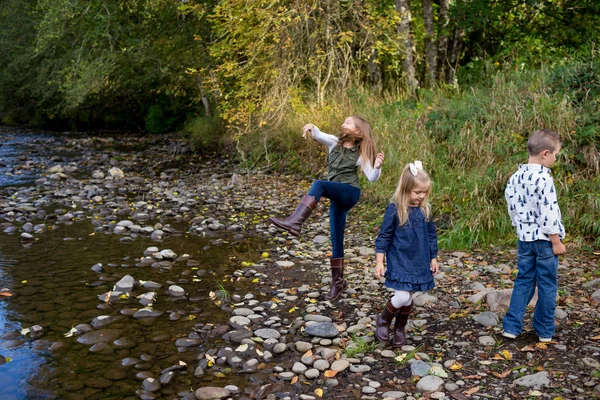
left=514, top=371, right=550, bottom=389
left=313, top=235, right=329, bottom=244
left=415, top=375, right=444, bottom=392
left=330, top=360, right=350, bottom=372
left=412, top=293, right=438, bottom=306
left=478, top=335, right=496, bottom=346
left=487, top=288, right=538, bottom=312
left=254, top=328, right=281, bottom=340
left=304, top=369, right=320, bottom=379
left=168, top=285, right=185, bottom=296
left=115, top=275, right=135, bottom=292
left=473, top=311, right=499, bottom=327
left=76, top=329, right=122, bottom=345
left=292, top=362, right=307, bottom=374
left=410, top=360, right=431, bottom=377
left=295, top=341, right=313, bottom=352
left=304, top=323, right=339, bottom=338
left=194, top=387, right=231, bottom=399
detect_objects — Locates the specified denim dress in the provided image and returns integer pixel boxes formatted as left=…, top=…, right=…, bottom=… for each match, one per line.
left=375, top=203, right=438, bottom=291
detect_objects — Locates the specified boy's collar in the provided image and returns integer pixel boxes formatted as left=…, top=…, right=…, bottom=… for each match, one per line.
left=519, top=163, right=551, bottom=173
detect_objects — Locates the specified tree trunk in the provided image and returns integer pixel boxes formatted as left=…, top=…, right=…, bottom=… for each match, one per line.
left=447, top=26, right=464, bottom=85
left=394, top=0, right=418, bottom=96
left=436, top=0, right=451, bottom=84
left=422, top=0, right=436, bottom=88
left=195, top=76, right=211, bottom=117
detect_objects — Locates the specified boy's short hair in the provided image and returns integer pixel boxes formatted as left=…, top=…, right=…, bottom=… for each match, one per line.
left=527, top=129, right=562, bottom=156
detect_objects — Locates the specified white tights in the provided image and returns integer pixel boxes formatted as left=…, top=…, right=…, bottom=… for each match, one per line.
left=390, top=290, right=412, bottom=308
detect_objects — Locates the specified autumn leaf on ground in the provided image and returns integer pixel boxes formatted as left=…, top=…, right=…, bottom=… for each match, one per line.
left=314, top=388, right=323, bottom=397
left=205, top=354, right=215, bottom=367
left=502, top=350, right=513, bottom=360
left=449, top=362, right=463, bottom=371
left=535, top=343, right=548, bottom=350
left=590, top=334, right=600, bottom=340
left=492, top=370, right=511, bottom=378
left=464, top=386, right=480, bottom=395
left=0, top=291, right=13, bottom=297
left=324, top=370, right=337, bottom=378
left=291, top=376, right=298, bottom=384
left=303, top=349, right=313, bottom=357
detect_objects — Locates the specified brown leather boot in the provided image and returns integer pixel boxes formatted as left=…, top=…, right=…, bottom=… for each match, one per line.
left=392, top=304, right=412, bottom=347
left=324, top=258, right=347, bottom=301
left=375, top=299, right=401, bottom=342
left=270, top=195, right=317, bottom=236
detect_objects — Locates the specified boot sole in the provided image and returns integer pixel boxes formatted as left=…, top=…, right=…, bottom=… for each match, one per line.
left=270, top=218, right=300, bottom=236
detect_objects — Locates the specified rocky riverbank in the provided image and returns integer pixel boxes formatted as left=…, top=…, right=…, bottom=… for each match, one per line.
left=1, top=131, right=599, bottom=400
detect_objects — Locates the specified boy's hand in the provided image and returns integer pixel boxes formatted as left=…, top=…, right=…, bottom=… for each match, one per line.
left=552, top=241, right=566, bottom=255
left=375, top=263, right=385, bottom=280
left=430, top=258, right=439, bottom=275
left=302, top=123, right=315, bottom=139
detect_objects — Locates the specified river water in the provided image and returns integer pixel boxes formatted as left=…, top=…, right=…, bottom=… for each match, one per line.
left=0, top=130, right=266, bottom=399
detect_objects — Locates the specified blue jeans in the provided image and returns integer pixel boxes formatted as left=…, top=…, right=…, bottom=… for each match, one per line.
left=503, top=240, right=558, bottom=338
left=308, top=180, right=360, bottom=259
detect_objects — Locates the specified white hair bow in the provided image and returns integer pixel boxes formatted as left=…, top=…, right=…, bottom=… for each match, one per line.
left=409, top=160, right=423, bottom=176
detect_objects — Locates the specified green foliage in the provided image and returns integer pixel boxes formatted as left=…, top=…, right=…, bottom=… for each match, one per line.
left=344, top=334, right=377, bottom=358
left=184, top=115, right=226, bottom=151
left=261, top=56, right=600, bottom=250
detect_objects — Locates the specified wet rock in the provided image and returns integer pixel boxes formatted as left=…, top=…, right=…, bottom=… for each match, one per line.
left=142, top=377, right=161, bottom=392
left=133, top=308, right=163, bottom=319
left=76, top=329, right=122, bottom=345
left=89, top=342, right=114, bottom=355
left=194, top=386, right=231, bottom=399
left=115, top=275, right=135, bottom=292
left=29, top=325, right=44, bottom=339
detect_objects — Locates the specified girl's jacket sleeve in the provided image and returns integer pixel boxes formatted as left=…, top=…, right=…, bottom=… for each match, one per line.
left=375, top=203, right=397, bottom=254
left=427, top=213, right=438, bottom=260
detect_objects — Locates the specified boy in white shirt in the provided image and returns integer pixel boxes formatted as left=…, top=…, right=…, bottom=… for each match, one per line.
left=502, top=129, right=566, bottom=342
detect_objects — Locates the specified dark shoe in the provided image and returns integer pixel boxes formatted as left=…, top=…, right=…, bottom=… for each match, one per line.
left=375, top=299, right=401, bottom=342
left=270, top=195, right=317, bottom=236
left=392, top=304, right=412, bottom=347
left=324, top=258, right=347, bottom=301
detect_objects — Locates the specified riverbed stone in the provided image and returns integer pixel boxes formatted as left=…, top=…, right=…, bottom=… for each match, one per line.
left=304, top=323, right=338, bottom=338
left=76, top=329, right=122, bottom=345
left=195, top=386, right=231, bottom=399
left=254, top=328, right=281, bottom=340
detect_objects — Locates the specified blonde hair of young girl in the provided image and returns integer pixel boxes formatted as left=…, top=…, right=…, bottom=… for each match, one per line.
left=338, top=115, right=377, bottom=168
left=391, top=164, right=432, bottom=226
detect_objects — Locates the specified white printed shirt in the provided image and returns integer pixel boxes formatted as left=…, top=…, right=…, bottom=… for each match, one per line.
left=505, top=164, right=565, bottom=242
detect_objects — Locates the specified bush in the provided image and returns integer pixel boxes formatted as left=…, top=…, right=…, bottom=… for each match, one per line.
left=184, top=115, right=226, bottom=151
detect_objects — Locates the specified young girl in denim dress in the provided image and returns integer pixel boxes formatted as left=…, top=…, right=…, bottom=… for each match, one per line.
left=374, top=161, right=439, bottom=347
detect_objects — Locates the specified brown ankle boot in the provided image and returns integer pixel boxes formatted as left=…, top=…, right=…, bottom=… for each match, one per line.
left=324, top=258, right=347, bottom=301
left=392, top=304, right=411, bottom=347
left=375, top=299, right=401, bottom=342
left=270, top=195, right=317, bottom=236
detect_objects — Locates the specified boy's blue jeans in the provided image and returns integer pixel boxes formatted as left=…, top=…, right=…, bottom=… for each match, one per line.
left=503, top=240, right=558, bottom=339
left=308, top=180, right=360, bottom=259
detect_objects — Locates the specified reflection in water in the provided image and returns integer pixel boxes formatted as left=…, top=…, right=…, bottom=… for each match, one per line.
left=0, top=131, right=266, bottom=399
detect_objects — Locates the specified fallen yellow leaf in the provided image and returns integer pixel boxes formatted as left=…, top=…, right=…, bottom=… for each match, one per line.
left=314, top=388, right=323, bottom=397
left=502, top=350, right=513, bottom=360
left=324, top=370, right=338, bottom=378
left=291, top=376, right=298, bottom=384
left=449, top=362, right=463, bottom=371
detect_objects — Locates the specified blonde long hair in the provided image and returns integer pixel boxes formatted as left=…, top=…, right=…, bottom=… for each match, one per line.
left=338, top=115, right=377, bottom=168
left=391, top=163, right=432, bottom=226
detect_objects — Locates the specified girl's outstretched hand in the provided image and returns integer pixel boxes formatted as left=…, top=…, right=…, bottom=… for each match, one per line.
left=374, top=152, right=385, bottom=169
left=375, top=263, right=385, bottom=280
left=430, top=258, right=439, bottom=275
left=302, top=123, right=315, bottom=139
